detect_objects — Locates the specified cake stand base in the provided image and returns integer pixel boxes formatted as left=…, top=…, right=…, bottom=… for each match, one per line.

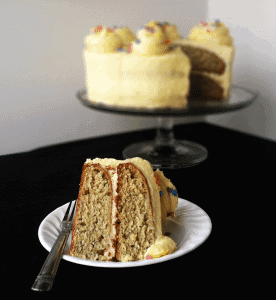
left=122, top=139, right=208, bottom=169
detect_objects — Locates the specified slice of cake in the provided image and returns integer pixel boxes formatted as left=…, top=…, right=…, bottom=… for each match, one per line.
left=83, top=24, right=191, bottom=108
left=69, top=157, right=177, bottom=262
left=174, top=20, right=235, bottom=100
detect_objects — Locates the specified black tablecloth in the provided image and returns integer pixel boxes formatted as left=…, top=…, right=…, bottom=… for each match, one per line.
left=1, top=122, right=273, bottom=297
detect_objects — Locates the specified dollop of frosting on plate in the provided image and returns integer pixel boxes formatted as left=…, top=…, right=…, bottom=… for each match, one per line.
left=188, top=20, right=234, bottom=46
left=144, top=235, right=177, bottom=259
left=84, top=25, right=124, bottom=53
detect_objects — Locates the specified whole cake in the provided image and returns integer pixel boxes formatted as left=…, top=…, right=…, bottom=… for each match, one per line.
left=173, top=20, right=235, bottom=100
left=69, top=157, right=177, bottom=262
left=83, top=24, right=191, bottom=108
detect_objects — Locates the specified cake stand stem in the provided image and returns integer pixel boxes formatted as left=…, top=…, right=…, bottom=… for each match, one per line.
left=123, top=115, right=208, bottom=169
left=155, top=117, right=175, bottom=146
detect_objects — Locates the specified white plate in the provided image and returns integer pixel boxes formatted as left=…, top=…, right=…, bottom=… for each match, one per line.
left=38, top=198, right=212, bottom=268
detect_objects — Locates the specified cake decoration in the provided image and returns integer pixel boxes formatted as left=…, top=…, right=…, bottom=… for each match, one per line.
left=167, top=187, right=173, bottom=193
left=166, top=187, right=178, bottom=195
left=189, top=20, right=234, bottom=46
left=172, top=189, right=177, bottom=196
left=132, top=23, right=172, bottom=56
left=85, top=26, right=124, bottom=53
left=114, top=26, right=136, bottom=50
left=128, top=44, right=133, bottom=53
left=117, top=47, right=127, bottom=52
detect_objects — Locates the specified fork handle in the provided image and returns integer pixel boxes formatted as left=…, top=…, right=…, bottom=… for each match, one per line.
left=31, top=230, right=70, bottom=292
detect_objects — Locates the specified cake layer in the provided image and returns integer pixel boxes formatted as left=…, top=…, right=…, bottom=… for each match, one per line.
left=189, top=73, right=224, bottom=100
left=69, top=163, right=114, bottom=261
left=178, top=44, right=225, bottom=75
left=116, top=163, right=156, bottom=261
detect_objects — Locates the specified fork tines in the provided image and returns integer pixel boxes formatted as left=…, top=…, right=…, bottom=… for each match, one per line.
left=63, top=200, right=76, bottom=222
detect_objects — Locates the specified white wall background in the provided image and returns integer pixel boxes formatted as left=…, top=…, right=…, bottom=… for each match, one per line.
left=206, top=0, right=276, bottom=142
left=0, top=0, right=207, bottom=155
left=2, top=0, right=275, bottom=156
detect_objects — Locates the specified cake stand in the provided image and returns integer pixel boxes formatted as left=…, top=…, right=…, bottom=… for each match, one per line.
left=76, top=85, right=259, bottom=169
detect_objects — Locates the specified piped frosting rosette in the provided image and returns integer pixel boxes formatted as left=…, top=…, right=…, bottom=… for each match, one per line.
left=188, top=20, right=234, bottom=46
left=147, top=20, right=181, bottom=41
left=84, top=25, right=124, bottom=53
left=114, top=26, right=136, bottom=50
left=131, top=22, right=173, bottom=56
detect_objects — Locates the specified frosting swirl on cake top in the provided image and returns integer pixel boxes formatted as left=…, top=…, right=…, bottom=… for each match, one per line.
left=84, top=25, right=124, bottom=53
left=132, top=22, right=172, bottom=56
left=114, top=26, right=136, bottom=48
left=188, top=20, right=234, bottom=46
left=159, top=21, right=181, bottom=41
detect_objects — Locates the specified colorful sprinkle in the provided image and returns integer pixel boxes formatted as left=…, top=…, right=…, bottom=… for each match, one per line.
left=160, top=190, right=163, bottom=196
left=169, top=45, right=175, bottom=51
left=200, top=20, right=208, bottom=28
left=128, top=44, right=133, bottom=53
left=146, top=255, right=153, bottom=260
left=135, top=38, right=141, bottom=44
left=172, top=189, right=177, bottom=196
left=145, top=26, right=155, bottom=33
left=167, top=187, right=173, bottom=193
left=165, top=39, right=171, bottom=45
left=117, top=47, right=127, bottom=52
left=94, top=25, right=103, bottom=33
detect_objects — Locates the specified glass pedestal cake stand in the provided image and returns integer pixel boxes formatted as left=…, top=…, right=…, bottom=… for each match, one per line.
left=76, top=85, right=259, bottom=169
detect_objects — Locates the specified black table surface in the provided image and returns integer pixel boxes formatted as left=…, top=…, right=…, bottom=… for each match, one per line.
left=1, top=122, right=273, bottom=297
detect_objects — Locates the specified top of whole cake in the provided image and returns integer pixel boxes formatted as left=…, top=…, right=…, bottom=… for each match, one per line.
left=83, top=21, right=185, bottom=57
left=83, top=19, right=234, bottom=56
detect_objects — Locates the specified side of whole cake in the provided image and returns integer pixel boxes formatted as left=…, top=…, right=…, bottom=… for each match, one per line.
left=83, top=24, right=191, bottom=108
left=69, top=157, right=177, bottom=262
left=173, top=20, right=235, bottom=100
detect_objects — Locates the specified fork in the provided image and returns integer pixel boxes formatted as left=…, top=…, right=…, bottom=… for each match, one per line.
left=31, top=200, right=76, bottom=292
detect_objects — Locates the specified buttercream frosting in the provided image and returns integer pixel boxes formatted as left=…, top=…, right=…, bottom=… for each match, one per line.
left=115, top=26, right=136, bottom=49
left=188, top=20, right=234, bottom=47
left=84, top=25, right=123, bottom=53
left=132, top=23, right=172, bottom=56
left=145, top=235, right=177, bottom=259
left=150, top=20, right=181, bottom=41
